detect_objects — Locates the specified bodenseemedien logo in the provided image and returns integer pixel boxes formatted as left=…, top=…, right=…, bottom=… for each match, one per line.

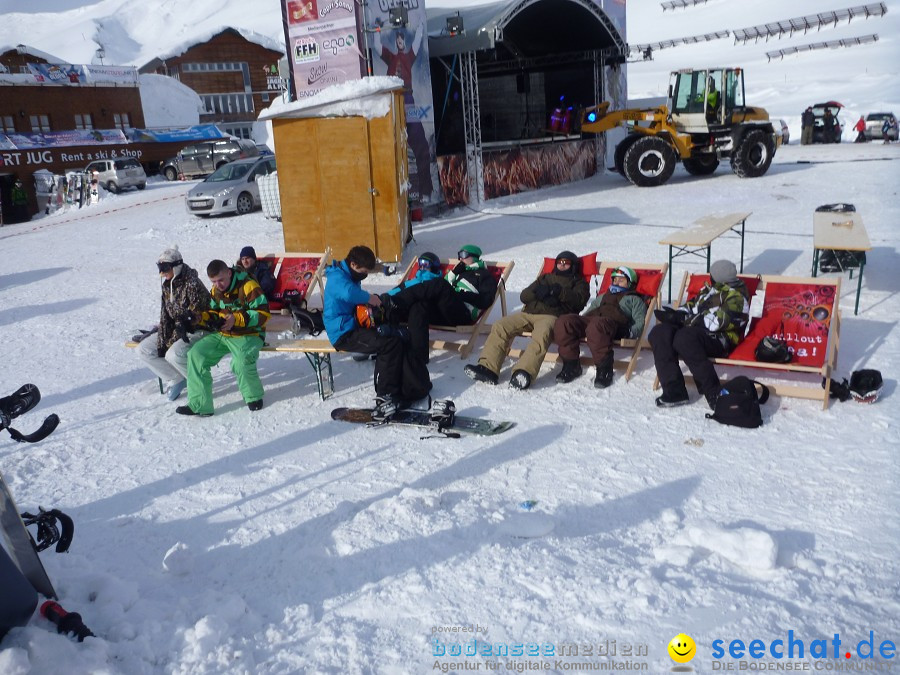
left=668, top=633, right=696, bottom=671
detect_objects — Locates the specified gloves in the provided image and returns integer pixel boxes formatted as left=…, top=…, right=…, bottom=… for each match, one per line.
left=533, top=285, right=550, bottom=300
left=547, top=285, right=561, bottom=298
left=654, top=307, right=686, bottom=326
left=204, top=312, right=226, bottom=331
left=451, top=261, right=467, bottom=276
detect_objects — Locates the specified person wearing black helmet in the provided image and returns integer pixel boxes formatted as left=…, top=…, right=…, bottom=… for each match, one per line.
left=465, top=251, right=589, bottom=390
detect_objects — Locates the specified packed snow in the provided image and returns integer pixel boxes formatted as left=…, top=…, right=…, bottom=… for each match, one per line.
left=1, top=138, right=898, bottom=673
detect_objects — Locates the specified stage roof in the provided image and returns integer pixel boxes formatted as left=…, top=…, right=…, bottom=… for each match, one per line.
left=426, top=0, right=625, bottom=59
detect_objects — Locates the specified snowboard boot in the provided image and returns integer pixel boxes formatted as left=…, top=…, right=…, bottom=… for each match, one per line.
left=351, top=353, right=377, bottom=362
left=167, top=379, right=187, bottom=401
left=509, top=369, right=532, bottom=391
left=464, top=363, right=499, bottom=385
left=593, top=355, right=614, bottom=389
left=655, top=387, right=690, bottom=408
left=555, top=359, right=583, bottom=384
left=175, top=405, right=213, bottom=417
left=248, top=399, right=264, bottom=412
left=376, top=324, right=411, bottom=342
left=372, top=394, right=406, bottom=421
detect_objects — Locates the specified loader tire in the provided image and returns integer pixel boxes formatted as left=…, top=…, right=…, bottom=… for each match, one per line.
left=682, top=155, right=719, bottom=176
left=731, top=129, right=775, bottom=178
left=623, top=136, right=677, bottom=187
left=614, top=134, right=642, bottom=176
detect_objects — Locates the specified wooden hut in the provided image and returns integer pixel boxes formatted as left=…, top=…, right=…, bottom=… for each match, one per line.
left=260, top=78, right=410, bottom=262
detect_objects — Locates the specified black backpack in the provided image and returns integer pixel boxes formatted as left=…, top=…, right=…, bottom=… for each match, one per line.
left=706, top=376, right=770, bottom=428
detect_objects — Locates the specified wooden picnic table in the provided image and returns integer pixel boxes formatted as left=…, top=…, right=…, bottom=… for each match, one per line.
left=812, top=210, right=871, bottom=315
left=659, top=212, right=751, bottom=301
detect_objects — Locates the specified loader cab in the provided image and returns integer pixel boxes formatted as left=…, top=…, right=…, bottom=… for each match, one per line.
left=669, top=68, right=745, bottom=132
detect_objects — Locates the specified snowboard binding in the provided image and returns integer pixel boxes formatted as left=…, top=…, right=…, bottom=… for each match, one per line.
left=0, top=384, right=60, bottom=444
left=22, top=508, right=75, bottom=553
left=424, top=399, right=460, bottom=438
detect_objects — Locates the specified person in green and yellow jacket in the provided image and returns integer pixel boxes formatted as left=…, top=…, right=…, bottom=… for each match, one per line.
left=649, top=260, right=749, bottom=409
left=176, top=260, right=270, bottom=416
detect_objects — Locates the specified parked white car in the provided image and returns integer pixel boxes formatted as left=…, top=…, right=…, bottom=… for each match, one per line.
left=84, top=157, right=146, bottom=193
left=185, top=156, right=276, bottom=217
left=865, top=112, right=898, bottom=141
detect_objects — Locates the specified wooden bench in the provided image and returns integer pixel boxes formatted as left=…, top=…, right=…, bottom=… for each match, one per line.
left=656, top=271, right=842, bottom=409
left=659, top=212, right=751, bottom=302
left=811, top=210, right=870, bottom=315
left=507, top=258, right=668, bottom=381
left=397, top=257, right=515, bottom=359
left=127, top=250, right=337, bottom=400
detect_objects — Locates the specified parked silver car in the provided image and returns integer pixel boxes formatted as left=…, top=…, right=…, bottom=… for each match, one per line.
left=161, top=138, right=259, bottom=181
left=84, top=157, right=146, bottom=193
left=865, top=112, right=898, bottom=141
left=185, top=156, right=276, bottom=216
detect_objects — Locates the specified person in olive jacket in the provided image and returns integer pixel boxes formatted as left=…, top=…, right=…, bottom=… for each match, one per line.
left=465, top=251, right=589, bottom=390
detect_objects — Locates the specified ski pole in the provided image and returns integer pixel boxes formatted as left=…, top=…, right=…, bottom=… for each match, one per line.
left=40, top=601, right=95, bottom=642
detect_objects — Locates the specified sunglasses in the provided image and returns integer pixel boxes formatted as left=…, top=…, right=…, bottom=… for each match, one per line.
left=556, top=259, right=573, bottom=266
left=157, top=261, right=177, bottom=272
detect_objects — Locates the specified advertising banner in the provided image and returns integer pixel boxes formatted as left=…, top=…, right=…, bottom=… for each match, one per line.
left=3, top=129, right=128, bottom=149
left=129, top=125, right=227, bottom=143
left=366, top=0, right=436, bottom=206
left=27, top=63, right=86, bottom=84
left=281, top=0, right=366, bottom=100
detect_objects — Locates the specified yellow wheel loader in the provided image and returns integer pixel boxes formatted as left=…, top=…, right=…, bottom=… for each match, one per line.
left=579, top=68, right=780, bottom=187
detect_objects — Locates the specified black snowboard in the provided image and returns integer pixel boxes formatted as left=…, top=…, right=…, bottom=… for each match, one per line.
left=1, top=471, right=57, bottom=600
left=331, top=407, right=515, bottom=436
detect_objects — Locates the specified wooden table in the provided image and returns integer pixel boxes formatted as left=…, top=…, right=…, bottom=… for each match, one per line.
left=812, top=210, right=871, bottom=315
left=659, top=212, right=751, bottom=301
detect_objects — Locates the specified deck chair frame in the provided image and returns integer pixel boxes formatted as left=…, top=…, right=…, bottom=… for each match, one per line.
left=656, top=271, right=842, bottom=409
left=506, top=260, right=668, bottom=381
left=398, top=257, right=515, bottom=359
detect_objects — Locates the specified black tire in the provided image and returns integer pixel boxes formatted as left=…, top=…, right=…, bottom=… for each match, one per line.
left=106, top=181, right=119, bottom=194
left=137, top=183, right=146, bottom=190
left=682, top=155, right=719, bottom=176
left=623, top=136, right=677, bottom=187
left=731, top=129, right=775, bottom=178
left=235, top=192, right=254, bottom=215
left=164, top=166, right=178, bottom=181
left=614, top=134, right=642, bottom=176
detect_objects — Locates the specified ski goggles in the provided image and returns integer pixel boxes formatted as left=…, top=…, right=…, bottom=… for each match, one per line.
left=458, top=250, right=477, bottom=260
left=418, top=257, right=436, bottom=269
left=157, top=261, right=178, bottom=272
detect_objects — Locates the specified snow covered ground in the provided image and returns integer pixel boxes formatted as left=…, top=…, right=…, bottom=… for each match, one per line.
left=1, top=140, right=898, bottom=673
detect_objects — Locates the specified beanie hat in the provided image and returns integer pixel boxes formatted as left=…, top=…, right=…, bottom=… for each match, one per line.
left=239, top=246, right=257, bottom=260
left=158, top=246, right=183, bottom=264
left=555, top=250, right=577, bottom=263
left=710, top=259, right=737, bottom=284
left=459, top=244, right=482, bottom=259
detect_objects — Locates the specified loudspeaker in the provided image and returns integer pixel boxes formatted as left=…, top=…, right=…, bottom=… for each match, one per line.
left=516, top=73, right=530, bottom=94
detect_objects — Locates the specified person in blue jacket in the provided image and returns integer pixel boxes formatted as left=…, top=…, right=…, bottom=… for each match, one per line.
left=324, top=245, right=431, bottom=418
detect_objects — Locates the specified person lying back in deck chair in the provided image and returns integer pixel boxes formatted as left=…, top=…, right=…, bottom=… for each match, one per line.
left=649, top=259, right=749, bottom=410
left=554, top=265, right=647, bottom=389
left=465, top=251, right=589, bottom=391
left=380, top=244, right=498, bottom=364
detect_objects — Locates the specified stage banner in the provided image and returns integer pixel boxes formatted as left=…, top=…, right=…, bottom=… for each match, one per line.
left=280, top=0, right=366, bottom=100
left=366, top=0, right=436, bottom=206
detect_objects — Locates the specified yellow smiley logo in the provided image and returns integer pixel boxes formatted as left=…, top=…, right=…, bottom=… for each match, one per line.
left=668, top=633, right=696, bottom=663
